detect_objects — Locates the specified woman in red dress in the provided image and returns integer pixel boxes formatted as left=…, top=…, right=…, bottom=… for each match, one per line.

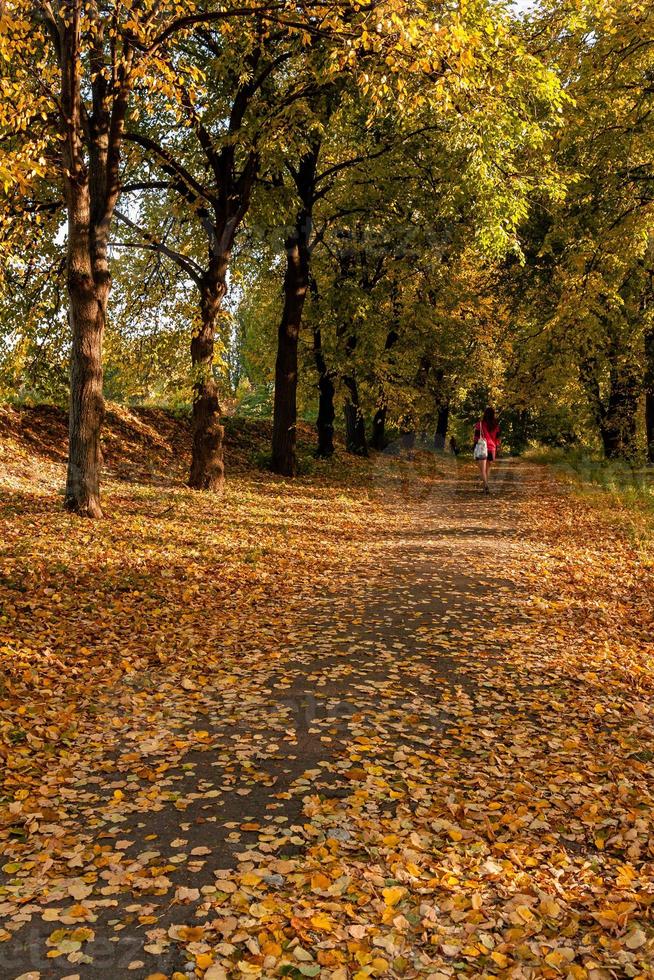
left=474, top=406, right=501, bottom=493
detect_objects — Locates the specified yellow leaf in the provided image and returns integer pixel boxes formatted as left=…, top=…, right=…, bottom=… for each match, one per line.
left=539, top=897, right=561, bottom=917
left=382, top=885, right=407, bottom=907
left=545, top=950, right=566, bottom=968
left=311, top=912, right=334, bottom=931
left=240, top=871, right=262, bottom=887
left=311, top=872, right=331, bottom=890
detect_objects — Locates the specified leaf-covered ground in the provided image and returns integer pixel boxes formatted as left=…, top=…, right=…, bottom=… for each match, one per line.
left=1, top=408, right=653, bottom=980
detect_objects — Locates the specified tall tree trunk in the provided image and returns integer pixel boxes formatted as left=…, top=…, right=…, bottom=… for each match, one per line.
left=271, top=148, right=318, bottom=476
left=599, top=364, right=640, bottom=460
left=645, top=329, right=654, bottom=464
left=189, top=272, right=226, bottom=491
left=343, top=375, right=368, bottom=456
left=370, top=406, right=387, bottom=450
left=64, top=194, right=107, bottom=518
left=646, top=391, right=654, bottom=465
left=434, top=401, right=449, bottom=451
left=57, top=0, right=131, bottom=517
left=370, top=326, right=398, bottom=451
left=313, top=323, right=335, bottom=458
left=61, top=4, right=108, bottom=519
left=271, top=232, right=307, bottom=476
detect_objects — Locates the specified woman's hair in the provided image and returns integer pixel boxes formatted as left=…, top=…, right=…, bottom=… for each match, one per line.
left=482, top=406, right=497, bottom=429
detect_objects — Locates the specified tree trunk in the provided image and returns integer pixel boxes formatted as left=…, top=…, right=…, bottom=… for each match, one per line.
left=400, top=427, right=416, bottom=452
left=271, top=149, right=318, bottom=476
left=646, top=392, right=654, bottom=465
left=434, top=401, right=449, bottom=451
left=271, top=234, right=306, bottom=476
left=61, top=1, right=110, bottom=519
left=599, top=368, right=640, bottom=460
left=317, top=372, right=336, bottom=457
left=343, top=376, right=368, bottom=456
left=313, top=323, right=335, bottom=458
left=646, top=329, right=654, bottom=464
left=64, top=233, right=107, bottom=518
left=370, top=406, right=387, bottom=450
left=189, top=275, right=225, bottom=491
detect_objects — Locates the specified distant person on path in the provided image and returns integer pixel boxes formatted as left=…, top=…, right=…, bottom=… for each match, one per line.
left=449, top=435, right=460, bottom=456
left=474, top=407, right=501, bottom=493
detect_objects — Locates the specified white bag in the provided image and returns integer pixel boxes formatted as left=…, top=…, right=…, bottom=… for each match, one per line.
left=473, top=421, right=488, bottom=460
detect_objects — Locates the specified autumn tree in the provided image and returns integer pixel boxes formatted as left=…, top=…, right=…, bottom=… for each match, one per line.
left=2, top=0, right=222, bottom=513
left=507, top=0, right=654, bottom=460
left=118, top=20, right=338, bottom=489
left=3, top=0, right=412, bottom=512
left=109, top=3, right=475, bottom=486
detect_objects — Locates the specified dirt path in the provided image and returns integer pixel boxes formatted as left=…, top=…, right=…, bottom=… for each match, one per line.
left=2, top=458, right=653, bottom=979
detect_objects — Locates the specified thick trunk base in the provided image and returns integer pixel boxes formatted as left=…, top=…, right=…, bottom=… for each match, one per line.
left=314, top=325, right=335, bottom=458
left=343, top=375, right=367, bottom=457
left=271, top=416, right=297, bottom=477
left=189, top=282, right=226, bottom=490
left=189, top=381, right=225, bottom=491
left=344, top=404, right=368, bottom=456
left=63, top=489, right=104, bottom=519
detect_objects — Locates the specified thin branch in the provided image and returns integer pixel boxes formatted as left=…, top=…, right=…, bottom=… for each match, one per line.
left=114, top=208, right=203, bottom=285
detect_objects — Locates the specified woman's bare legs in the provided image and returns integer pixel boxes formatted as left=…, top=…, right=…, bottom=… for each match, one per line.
left=477, top=459, right=488, bottom=490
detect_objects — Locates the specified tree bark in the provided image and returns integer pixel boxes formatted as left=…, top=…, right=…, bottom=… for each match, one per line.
left=400, top=428, right=416, bottom=452
left=343, top=375, right=368, bottom=456
left=434, top=401, right=450, bottom=451
left=189, top=273, right=226, bottom=491
left=54, top=0, right=132, bottom=517
left=580, top=344, right=640, bottom=462
left=370, top=326, right=398, bottom=451
left=313, top=323, right=336, bottom=458
left=60, top=2, right=110, bottom=518
left=646, top=392, right=654, bottom=464
left=187, top=150, right=258, bottom=489
left=370, top=406, right=387, bottom=450
left=271, top=149, right=318, bottom=476
left=645, top=329, right=654, bottom=463
left=64, top=206, right=107, bottom=518
left=271, top=233, right=306, bottom=476
left=598, top=359, right=640, bottom=461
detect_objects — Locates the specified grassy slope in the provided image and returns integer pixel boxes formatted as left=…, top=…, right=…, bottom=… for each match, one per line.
left=525, top=446, right=654, bottom=559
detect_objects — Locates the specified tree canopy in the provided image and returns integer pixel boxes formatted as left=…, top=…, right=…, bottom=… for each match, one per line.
left=1, top=0, right=653, bottom=511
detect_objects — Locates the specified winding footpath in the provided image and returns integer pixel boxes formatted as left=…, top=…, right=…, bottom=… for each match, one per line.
left=2, top=458, right=653, bottom=979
